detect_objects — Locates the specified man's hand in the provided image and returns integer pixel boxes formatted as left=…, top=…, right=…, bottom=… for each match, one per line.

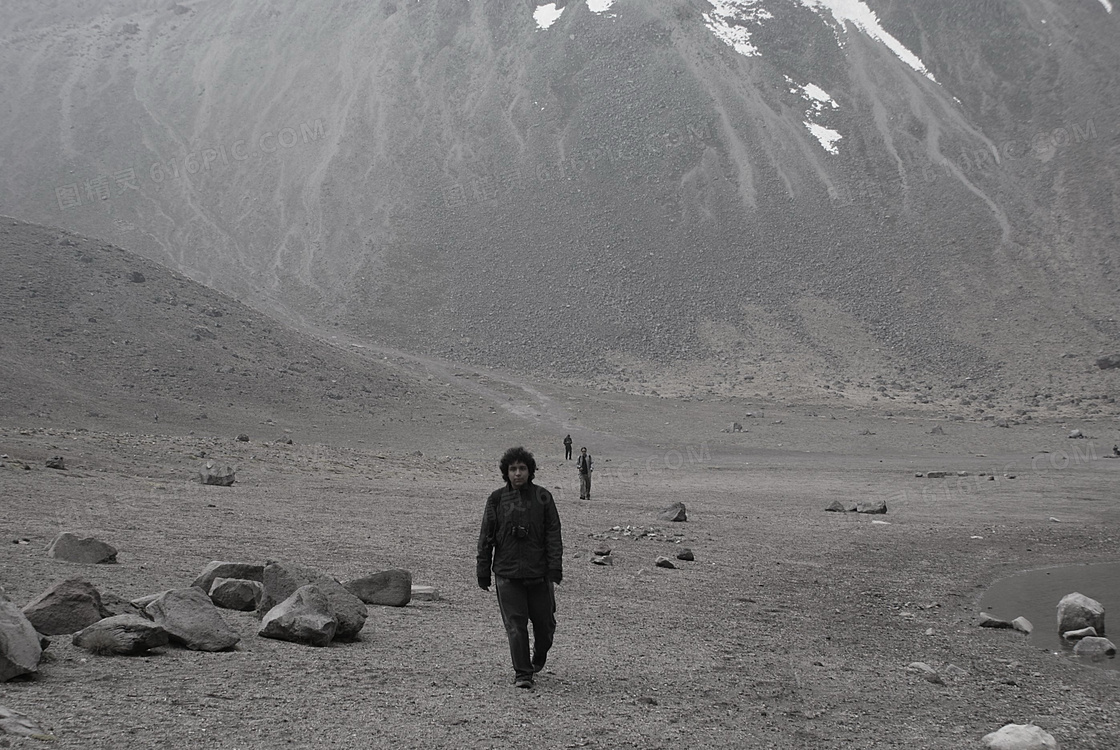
left=548, top=570, right=562, bottom=586
left=478, top=576, right=491, bottom=591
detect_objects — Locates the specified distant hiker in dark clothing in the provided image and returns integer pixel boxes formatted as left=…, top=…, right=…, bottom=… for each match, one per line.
left=577, top=446, right=593, bottom=500
left=477, top=446, right=563, bottom=690
left=563, top=434, right=573, bottom=460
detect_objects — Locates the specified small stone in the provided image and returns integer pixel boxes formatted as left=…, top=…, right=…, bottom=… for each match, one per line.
left=72, top=614, right=168, bottom=656
left=344, top=569, right=412, bottom=607
left=979, top=612, right=1014, bottom=629
left=943, top=663, right=968, bottom=678
left=199, top=462, right=236, bottom=486
left=1061, top=626, right=1098, bottom=640
left=654, top=557, right=676, bottom=569
left=46, top=533, right=117, bottom=564
left=591, top=556, right=613, bottom=566
left=410, top=585, right=440, bottom=601
left=1011, top=617, right=1033, bottom=634
left=658, top=503, right=687, bottom=522
left=676, top=548, right=694, bottom=561
left=1073, top=636, right=1116, bottom=659
left=45, top=457, right=66, bottom=470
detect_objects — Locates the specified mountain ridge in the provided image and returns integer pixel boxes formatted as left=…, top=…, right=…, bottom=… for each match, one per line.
left=0, top=0, right=1116, bottom=405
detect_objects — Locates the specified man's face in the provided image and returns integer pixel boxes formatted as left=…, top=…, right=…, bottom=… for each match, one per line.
left=508, top=461, right=529, bottom=488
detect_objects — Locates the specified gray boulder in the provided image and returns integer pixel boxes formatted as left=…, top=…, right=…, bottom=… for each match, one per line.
left=980, top=723, right=1059, bottom=749
left=343, top=569, right=412, bottom=607
left=824, top=500, right=848, bottom=512
left=676, top=548, right=695, bottom=561
left=1073, top=636, right=1116, bottom=660
left=258, top=561, right=367, bottom=640
left=46, top=532, right=117, bottom=564
left=0, top=596, right=42, bottom=681
left=199, top=462, right=236, bottom=486
left=1057, top=592, right=1105, bottom=635
left=658, top=503, right=687, bottom=522
left=655, top=556, right=677, bottom=569
left=855, top=500, right=888, bottom=514
left=1011, top=617, right=1033, bottom=634
left=72, top=614, right=169, bottom=656
left=191, top=561, right=265, bottom=593
left=259, top=585, right=337, bottom=647
left=21, top=578, right=110, bottom=635
left=144, top=588, right=240, bottom=651
left=209, top=578, right=263, bottom=611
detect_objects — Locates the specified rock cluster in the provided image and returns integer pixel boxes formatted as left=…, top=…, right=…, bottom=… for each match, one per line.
left=825, top=500, right=887, bottom=514
left=0, top=543, right=427, bottom=681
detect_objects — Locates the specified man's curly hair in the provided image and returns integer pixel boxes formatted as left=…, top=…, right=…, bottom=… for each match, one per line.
left=499, top=446, right=536, bottom=483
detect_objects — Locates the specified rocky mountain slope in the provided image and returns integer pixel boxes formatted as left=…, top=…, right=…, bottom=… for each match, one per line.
left=0, top=0, right=1116, bottom=405
left=0, top=217, right=447, bottom=438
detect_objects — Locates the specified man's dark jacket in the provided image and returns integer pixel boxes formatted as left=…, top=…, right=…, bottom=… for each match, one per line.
left=477, top=482, right=563, bottom=581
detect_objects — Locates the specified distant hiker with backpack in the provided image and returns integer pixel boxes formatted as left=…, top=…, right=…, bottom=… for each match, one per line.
left=477, top=446, right=564, bottom=690
left=577, top=446, right=593, bottom=500
left=563, top=434, right=572, bottom=460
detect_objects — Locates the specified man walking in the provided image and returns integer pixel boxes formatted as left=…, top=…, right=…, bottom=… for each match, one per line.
left=577, top=446, right=593, bottom=500
left=477, top=446, right=563, bottom=689
left=563, top=434, right=573, bottom=460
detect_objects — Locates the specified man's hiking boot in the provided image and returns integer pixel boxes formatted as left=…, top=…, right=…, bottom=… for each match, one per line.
left=514, top=677, right=534, bottom=689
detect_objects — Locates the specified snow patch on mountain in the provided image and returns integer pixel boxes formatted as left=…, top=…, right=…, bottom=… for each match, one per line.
left=703, top=0, right=773, bottom=57
left=805, top=122, right=843, bottom=154
left=534, top=3, right=564, bottom=30
left=798, top=0, right=937, bottom=82
left=788, top=76, right=842, bottom=153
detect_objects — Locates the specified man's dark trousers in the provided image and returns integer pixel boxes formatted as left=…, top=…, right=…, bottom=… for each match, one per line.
left=495, top=575, right=556, bottom=680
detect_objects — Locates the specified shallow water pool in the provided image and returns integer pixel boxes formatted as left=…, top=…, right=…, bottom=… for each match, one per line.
left=979, top=562, right=1120, bottom=670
